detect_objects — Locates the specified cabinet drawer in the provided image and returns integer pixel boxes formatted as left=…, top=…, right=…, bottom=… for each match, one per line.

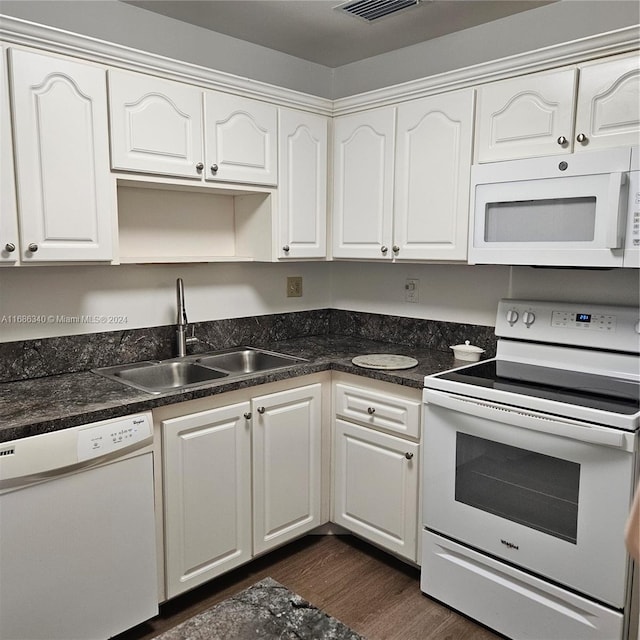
left=334, top=383, right=420, bottom=439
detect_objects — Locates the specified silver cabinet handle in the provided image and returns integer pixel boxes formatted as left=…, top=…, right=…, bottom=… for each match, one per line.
left=244, top=412, right=252, bottom=420
left=28, top=243, right=38, bottom=253
left=4, top=243, right=15, bottom=253
left=392, top=245, right=399, bottom=254
left=367, top=407, right=376, bottom=415
left=576, top=133, right=588, bottom=144
left=282, top=245, right=290, bottom=253
left=381, top=246, right=388, bottom=255
left=211, top=164, right=219, bottom=173
left=195, top=162, right=204, bottom=172
left=557, top=136, right=568, bottom=146
left=404, top=452, right=414, bottom=460
left=257, top=406, right=266, bottom=414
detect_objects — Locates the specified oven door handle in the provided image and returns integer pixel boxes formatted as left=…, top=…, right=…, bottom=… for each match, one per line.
left=423, top=389, right=634, bottom=451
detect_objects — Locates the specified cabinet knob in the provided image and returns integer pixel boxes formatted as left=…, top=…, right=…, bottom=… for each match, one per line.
left=367, top=407, right=376, bottom=415
left=392, top=245, right=399, bottom=254
left=404, top=452, right=414, bottom=460
left=576, top=133, right=588, bottom=144
left=244, top=412, right=252, bottom=420
left=557, top=136, right=568, bottom=146
left=257, top=406, right=266, bottom=414
left=28, top=243, right=38, bottom=253
left=282, top=245, right=290, bottom=253
left=211, top=164, right=219, bottom=173
left=4, top=243, right=15, bottom=253
left=196, top=162, right=204, bottom=172
left=381, top=246, right=388, bottom=255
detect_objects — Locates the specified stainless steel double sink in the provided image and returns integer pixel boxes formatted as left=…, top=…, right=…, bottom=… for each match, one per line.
left=93, top=347, right=306, bottom=394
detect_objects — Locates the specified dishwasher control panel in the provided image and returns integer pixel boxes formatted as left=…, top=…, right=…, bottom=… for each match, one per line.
left=77, top=414, right=153, bottom=461
left=0, top=413, right=154, bottom=490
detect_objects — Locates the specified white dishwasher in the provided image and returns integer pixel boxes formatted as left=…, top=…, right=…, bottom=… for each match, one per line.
left=0, top=413, right=158, bottom=640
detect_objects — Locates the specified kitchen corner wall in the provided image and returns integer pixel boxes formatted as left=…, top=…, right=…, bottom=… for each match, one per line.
left=1, top=262, right=637, bottom=343
left=330, top=263, right=640, bottom=326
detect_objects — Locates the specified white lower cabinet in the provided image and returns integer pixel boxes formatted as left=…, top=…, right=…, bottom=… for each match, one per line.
left=332, top=376, right=421, bottom=563
left=162, top=402, right=252, bottom=599
left=159, top=379, right=324, bottom=598
left=252, top=384, right=323, bottom=554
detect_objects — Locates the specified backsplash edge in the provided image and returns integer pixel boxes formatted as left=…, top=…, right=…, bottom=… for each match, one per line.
left=0, top=309, right=496, bottom=383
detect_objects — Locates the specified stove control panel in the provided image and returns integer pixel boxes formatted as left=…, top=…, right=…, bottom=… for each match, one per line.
left=497, top=299, right=640, bottom=352
left=551, top=311, right=617, bottom=331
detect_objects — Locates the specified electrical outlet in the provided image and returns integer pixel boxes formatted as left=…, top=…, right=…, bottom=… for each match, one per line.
left=405, top=278, right=419, bottom=303
left=287, top=276, right=303, bottom=297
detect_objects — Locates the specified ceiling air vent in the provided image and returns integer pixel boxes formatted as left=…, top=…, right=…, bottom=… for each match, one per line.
left=335, top=0, right=421, bottom=22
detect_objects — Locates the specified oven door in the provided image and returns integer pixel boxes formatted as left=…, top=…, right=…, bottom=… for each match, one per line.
left=422, top=388, right=636, bottom=608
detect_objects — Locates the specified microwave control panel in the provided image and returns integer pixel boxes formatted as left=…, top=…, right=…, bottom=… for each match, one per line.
left=496, top=299, right=640, bottom=351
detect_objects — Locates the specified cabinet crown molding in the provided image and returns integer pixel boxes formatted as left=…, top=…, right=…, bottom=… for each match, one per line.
left=1, top=15, right=638, bottom=116
left=0, top=14, right=333, bottom=116
left=333, top=25, right=640, bottom=115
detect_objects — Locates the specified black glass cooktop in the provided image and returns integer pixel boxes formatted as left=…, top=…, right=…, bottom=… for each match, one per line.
left=436, top=360, right=640, bottom=415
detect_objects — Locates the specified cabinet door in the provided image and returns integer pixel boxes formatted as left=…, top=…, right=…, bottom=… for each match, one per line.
left=9, top=48, right=114, bottom=262
left=252, top=384, right=322, bottom=555
left=475, top=68, right=578, bottom=162
left=108, top=69, right=204, bottom=179
left=0, top=46, right=18, bottom=265
left=575, top=53, right=640, bottom=152
left=332, top=108, right=396, bottom=259
left=333, top=419, right=419, bottom=562
left=278, top=108, right=327, bottom=259
left=394, top=89, right=474, bottom=261
left=204, top=91, right=277, bottom=185
left=162, top=403, right=252, bottom=598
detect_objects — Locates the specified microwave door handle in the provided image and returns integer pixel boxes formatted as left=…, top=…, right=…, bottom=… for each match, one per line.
left=605, top=172, right=626, bottom=249
left=423, top=389, right=632, bottom=451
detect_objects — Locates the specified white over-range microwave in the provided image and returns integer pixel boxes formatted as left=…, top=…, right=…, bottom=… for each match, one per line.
left=468, top=147, right=639, bottom=268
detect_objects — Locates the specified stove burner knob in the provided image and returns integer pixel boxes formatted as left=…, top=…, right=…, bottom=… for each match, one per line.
left=506, top=310, right=519, bottom=326
left=523, top=311, right=536, bottom=327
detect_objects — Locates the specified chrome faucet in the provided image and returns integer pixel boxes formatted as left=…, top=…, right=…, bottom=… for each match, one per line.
left=176, top=278, right=197, bottom=357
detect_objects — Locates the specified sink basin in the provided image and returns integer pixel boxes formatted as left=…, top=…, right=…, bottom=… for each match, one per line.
left=95, top=360, right=228, bottom=394
left=196, top=348, right=304, bottom=374
left=93, top=348, right=306, bottom=393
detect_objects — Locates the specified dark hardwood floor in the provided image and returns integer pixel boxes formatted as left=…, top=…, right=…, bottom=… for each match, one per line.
left=115, top=534, right=502, bottom=640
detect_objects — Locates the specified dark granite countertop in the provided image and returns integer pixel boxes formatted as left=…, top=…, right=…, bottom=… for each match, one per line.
left=0, top=335, right=458, bottom=443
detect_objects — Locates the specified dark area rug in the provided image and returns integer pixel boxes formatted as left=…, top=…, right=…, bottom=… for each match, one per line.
left=155, top=577, right=365, bottom=639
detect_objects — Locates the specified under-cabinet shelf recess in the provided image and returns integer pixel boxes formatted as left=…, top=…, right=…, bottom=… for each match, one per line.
left=115, top=177, right=275, bottom=264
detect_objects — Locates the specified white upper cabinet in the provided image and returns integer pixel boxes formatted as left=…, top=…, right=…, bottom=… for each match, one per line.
left=9, top=48, right=114, bottom=262
left=476, top=53, right=640, bottom=162
left=574, top=53, right=640, bottom=152
left=204, top=92, right=277, bottom=185
left=108, top=69, right=204, bottom=179
left=277, top=108, right=327, bottom=259
left=0, top=46, right=18, bottom=265
left=109, top=69, right=277, bottom=186
left=475, top=68, right=578, bottom=162
left=332, top=107, right=396, bottom=259
left=393, top=89, right=474, bottom=261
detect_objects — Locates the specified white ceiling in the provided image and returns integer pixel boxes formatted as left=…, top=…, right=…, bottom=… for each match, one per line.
left=123, top=0, right=555, bottom=67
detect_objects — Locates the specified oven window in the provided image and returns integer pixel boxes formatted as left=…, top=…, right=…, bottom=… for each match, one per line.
left=455, top=433, right=580, bottom=544
left=484, top=197, right=596, bottom=242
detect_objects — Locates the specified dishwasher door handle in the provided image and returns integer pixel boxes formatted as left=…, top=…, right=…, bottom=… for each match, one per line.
left=423, top=389, right=633, bottom=451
